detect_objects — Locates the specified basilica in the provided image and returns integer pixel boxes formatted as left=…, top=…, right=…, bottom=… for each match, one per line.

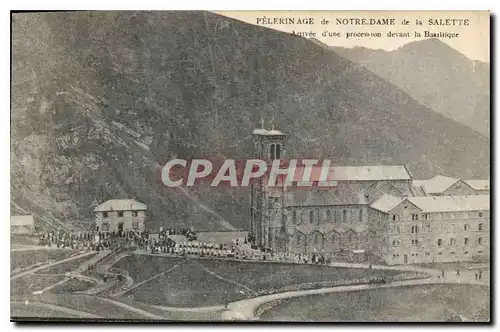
left=249, top=127, right=490, bottom=265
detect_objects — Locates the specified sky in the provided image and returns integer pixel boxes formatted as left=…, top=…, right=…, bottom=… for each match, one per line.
left=215, top=11, right=490, bottom=63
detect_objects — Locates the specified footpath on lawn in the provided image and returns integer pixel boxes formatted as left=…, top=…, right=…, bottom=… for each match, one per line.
left=113, top=252, right=419, bottom=308
left=222, top=273, right=490, bottom=321
left=11, top=249, right=490, bottom=321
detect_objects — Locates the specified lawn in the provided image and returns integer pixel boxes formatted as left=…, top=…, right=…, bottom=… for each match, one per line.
left=11, top=274, right=66, bottom=296
left=195, top=258, right=399, bottom=292
left=11, top=302, right=81, bottom=319
left=12, top=293, right=149, bottom=319
left=48, top=278, right=95, bottom=294
left=113, top=254, right=184, bottom=283
left=37, top=253, right=98, bottom=275
left=114, top=254, right=401, bottom=308
left=259, top=284, right=490, bottom=322
left=11, top=249, right=72, bottom=272
left=124, top=260, right=249, bottom=307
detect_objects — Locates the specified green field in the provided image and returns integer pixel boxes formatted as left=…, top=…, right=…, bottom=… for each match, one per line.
left=11, top=302, right=81, bottom=319
left=49, top=278, right=95, bottom=294
left=11, top=274, right=66, bottom=296
left=37, top=253, right=98, bottom=275
left=11, top=249, right=72, bottom=272
left=115, top=254, right=400, bottom=308
left=259, top=284, right=490, bottom=322
left=11, top=293, right=148, bottom=319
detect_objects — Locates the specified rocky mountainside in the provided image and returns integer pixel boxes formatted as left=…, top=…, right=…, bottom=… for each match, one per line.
left=328, top=39, right=490, bottom=136
left=11, top=12, right=490, bottom=231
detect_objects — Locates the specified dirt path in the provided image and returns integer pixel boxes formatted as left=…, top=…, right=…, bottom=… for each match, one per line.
left=220, top=276, right=489, bottom=321
left=11, top=251, right=97, bottom=281
left=96, top=297, right=164, bottom=319
left=112, top=262, right=182, bottom=298
left=11, top=300, right=102, bottom=319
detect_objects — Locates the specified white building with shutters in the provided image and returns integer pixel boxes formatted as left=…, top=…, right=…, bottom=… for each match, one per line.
left=94, top=199, right=147, bottom=232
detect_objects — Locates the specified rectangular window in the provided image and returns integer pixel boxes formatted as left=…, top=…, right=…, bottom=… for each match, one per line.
left=132, top=221, right=139, bottom=229
left=118, top=211, right=124, bottom=217
left=102, top=212, right=108, bottom=218
left=101, top=223, right=110, bottom=231
left=478, top=223, right=483, bottom=231
left=464, top=237, right=469, bottom=245
left=479, top=212, right=483, bottom=218
left=132, top=211, right=138, bottom=217
left=293, top=210, right=297, bottom=224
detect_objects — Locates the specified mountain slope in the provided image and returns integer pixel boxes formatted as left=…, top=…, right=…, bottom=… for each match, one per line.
left=329, top=39, right=490, bottom=136
left=11, top=12, right=490, bottom=231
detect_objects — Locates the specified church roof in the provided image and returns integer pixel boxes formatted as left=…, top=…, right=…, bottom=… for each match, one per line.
left=94, top=199, right=147, bottom=212
left=252, top=128, right=269, bottom=135
left=369, top=194, right=404, bottom=213
left=291, top=165, right=411, bottom=182
left=267, top=129, right=286, bottom=136
left=285, top=186, right=368, bottom=207
left=370, top=194, right=490, bottom=213
left=464, top=179, right=490, bottom=191
left=412, top=175, right=460, bottom=194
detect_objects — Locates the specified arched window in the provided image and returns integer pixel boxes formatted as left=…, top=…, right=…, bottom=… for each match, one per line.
left=450, top=238, right=456, bottom=245
left=464, top=224, right=469, bottom=231
left=437, top=239, right=443, bottom=246
left=270, top=144, right=275, bottom=160
left=348, top=233, right=353, bottom=244
left=292, top=210, right=297, bottom=224
left=478, top=223, right=483, bottom=231
left=359, top=209, right=363, bottom=222
left=296, top=233, right=302, bottom=246
left=326, top=209, right=331, bottom=221
left=275, top=144, right=281, bottom=160
left=478, top=237, right=483, bottom=245
left=309, top=211, right=314, bottom=224
left=392, top=240, right=396, bottom=246
left=343, top=210, right=347, bottom=222
left=332, top=233, right=338, bottom=244
left=314, top=233, right=320, bottom=245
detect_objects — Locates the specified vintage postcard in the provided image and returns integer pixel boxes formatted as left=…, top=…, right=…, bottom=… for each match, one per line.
left=10, top=10, right=490, bottom=322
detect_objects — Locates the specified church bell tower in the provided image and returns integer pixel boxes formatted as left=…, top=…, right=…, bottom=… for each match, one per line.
left=250, top=119, right=287, bottom=250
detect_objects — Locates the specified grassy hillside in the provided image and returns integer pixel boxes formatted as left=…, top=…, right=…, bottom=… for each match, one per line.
left=11, top=11, right=490, bottom=231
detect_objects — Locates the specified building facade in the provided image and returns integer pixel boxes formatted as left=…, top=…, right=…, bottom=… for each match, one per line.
left=94, top=199, right=147, bottom=232
left=250, top=127, right=412, bottom=258
left=413, top=175, right=489, bottom=196
left=249, top=127, right=490, bottom=265
left=11, top=215, right=35, bottom=235
left=371, top=194, right=490, bottom=265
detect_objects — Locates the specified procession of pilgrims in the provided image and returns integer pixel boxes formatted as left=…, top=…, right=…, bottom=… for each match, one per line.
left=38, top=228, right=332, bottom=265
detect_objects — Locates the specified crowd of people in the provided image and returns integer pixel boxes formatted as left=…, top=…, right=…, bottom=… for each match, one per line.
left=37, top=228, right=340, bottom=268
left=38, top=229, right=149, bottom=251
